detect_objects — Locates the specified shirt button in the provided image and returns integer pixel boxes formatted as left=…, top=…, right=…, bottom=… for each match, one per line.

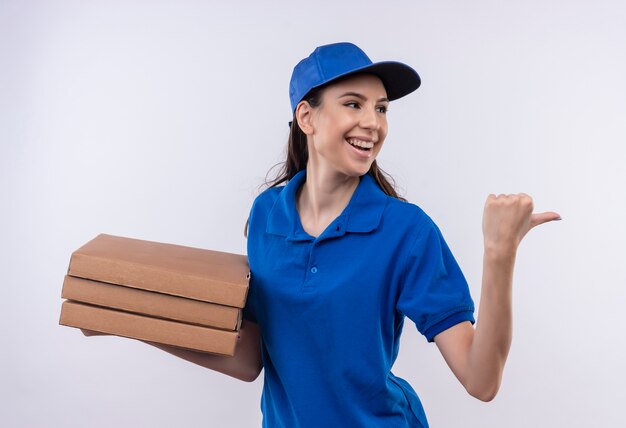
left=310, top=267, right=318, bottom=274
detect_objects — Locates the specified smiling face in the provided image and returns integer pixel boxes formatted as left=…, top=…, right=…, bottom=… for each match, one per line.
left=296, top=74, right=389, bottom=179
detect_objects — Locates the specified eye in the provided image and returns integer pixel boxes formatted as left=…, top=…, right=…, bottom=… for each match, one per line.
left=344, top=101, right=360, bottom=109
left=376, top=105, right=388, bottom=114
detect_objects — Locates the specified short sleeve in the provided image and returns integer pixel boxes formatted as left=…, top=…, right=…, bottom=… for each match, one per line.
left=396, top=219, right=475, bottom=342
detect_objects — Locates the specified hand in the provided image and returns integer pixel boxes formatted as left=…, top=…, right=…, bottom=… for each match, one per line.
left=482, top=193, right=560, bottom=255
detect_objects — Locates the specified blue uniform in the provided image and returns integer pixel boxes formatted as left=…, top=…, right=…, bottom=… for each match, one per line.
left=245, top=169, right=475, bottom=428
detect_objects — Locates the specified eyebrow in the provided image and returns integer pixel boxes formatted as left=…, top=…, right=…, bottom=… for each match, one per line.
left=337, top=92, right=389, bottom=103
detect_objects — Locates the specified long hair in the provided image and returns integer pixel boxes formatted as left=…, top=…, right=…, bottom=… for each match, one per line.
left=244, top=84, right=406, bottom=237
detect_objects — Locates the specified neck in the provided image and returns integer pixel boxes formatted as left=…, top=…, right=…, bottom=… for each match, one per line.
left=296, top=164, right=360, bottom=237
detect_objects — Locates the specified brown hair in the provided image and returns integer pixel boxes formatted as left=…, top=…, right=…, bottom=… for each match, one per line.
left=244, top=82, right=406, bottom=237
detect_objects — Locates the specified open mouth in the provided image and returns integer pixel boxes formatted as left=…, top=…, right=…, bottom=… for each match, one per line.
left=346, top=138, right=374, bottom=152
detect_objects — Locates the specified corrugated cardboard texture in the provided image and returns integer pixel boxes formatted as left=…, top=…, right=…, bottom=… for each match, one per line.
left=62, top=276, right=242, bottom=331
left=59, top=300, right=238, bottom=356
left=68, top=234, right=249, bottom=307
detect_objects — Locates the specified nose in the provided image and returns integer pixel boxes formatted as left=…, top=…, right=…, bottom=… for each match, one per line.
left=359, top=105, right=381, bottom=131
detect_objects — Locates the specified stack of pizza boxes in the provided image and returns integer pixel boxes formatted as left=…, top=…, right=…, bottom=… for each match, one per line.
left=59, top=234, right=249, bottom=356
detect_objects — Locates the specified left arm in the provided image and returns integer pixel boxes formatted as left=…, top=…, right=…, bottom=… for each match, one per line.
left=434, top=193, right=560, bottom=401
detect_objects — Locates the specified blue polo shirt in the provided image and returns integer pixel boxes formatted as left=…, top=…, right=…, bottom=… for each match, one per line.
left=245, top=169, right=475, bottom=428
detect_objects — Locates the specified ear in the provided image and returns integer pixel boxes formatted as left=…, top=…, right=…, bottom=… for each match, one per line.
left=295, top=101, right=315, bottom=135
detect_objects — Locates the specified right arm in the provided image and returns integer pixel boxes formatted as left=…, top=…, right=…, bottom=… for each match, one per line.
left=82, top=319, right=263, bottom=382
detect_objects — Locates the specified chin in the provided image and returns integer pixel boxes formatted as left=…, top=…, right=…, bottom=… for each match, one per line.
left=345, top=164, right=373, bottom=178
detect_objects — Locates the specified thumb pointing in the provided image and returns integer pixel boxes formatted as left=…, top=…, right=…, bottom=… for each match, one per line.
left=530, top=211, right=561, bottom=229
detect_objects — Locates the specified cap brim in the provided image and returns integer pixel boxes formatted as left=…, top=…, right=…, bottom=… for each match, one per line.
left=306, top=61, right=421, bottom=102
left=362, top=61, right=421, bottom=101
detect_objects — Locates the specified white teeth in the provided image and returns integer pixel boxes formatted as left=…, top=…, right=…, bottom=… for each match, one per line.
left=347, top=138, right=374, bottom=149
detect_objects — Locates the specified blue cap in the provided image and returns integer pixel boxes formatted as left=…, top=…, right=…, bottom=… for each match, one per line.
left=289, top=42, right=421, bottom=113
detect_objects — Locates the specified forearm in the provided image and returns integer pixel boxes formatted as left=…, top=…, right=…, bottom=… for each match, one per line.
left=146, top=320, right=263, bottom=382
left=435, top=194, right=558, bottom=401
left=84, top=320, right=263, bottom=382
left=465, top=247, right=516, bottom=400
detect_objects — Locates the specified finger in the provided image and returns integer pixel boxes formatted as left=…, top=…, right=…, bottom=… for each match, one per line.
left=530, top=211, right=561, bottom=229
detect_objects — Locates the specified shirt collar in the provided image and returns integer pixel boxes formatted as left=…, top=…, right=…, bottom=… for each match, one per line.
left=266, top=169, right=388, bottom=241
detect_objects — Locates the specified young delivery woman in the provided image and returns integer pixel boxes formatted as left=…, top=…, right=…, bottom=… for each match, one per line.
left=87, top=42, right=560, bottom=427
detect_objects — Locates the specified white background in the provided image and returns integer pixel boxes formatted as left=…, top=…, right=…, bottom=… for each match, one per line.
left=2, top=1, right=625, bottom=427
